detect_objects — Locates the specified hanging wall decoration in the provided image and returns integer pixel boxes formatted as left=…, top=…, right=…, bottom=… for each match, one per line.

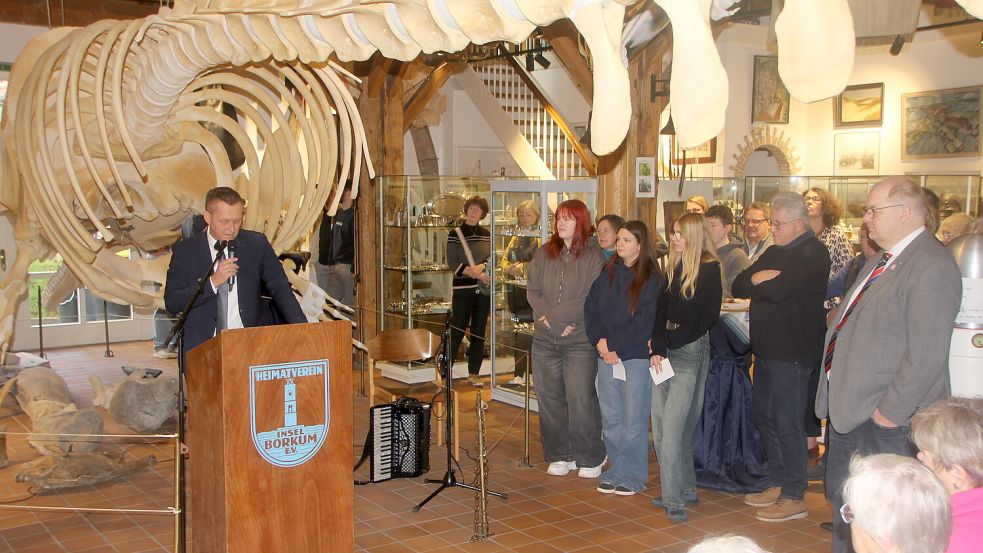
left=835, top=83, right=884, bottom=127
left=635, top=157, right=656, bottom=198
left=901, top=86, right=981, bottom=159
left=751, top=56, right=790, bottom=124
left=672, top=137, right=717, bottom=164
left=834, top=132, right=880, bottom=176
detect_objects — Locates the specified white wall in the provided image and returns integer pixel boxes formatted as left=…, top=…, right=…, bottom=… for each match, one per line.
left=710, top=21, right=983, bottom=178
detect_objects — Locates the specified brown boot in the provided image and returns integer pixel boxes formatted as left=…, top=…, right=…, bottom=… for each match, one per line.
left=743, top=486, right=781, bottom=507
left=756, top=499, right=808, bottom=522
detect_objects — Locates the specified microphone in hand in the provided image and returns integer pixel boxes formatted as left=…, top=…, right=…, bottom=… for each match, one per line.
left=226, top=240, right=237, bottom=290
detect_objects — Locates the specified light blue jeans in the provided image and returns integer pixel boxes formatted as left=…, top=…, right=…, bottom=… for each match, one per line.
left=596, top=358, right=652, bottom=492
left=651, top=333, right=710, bottom=509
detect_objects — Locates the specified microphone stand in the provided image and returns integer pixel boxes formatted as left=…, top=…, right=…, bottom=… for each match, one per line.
left=163, top=246, right=224, bottom=553
left=413, top=313, right=507, bottom=512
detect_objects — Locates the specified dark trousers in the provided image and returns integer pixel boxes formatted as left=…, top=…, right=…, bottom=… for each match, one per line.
left=826, top=419, right=916, bottom=553
left=531, top=333, right=606, bottom=467
left=449, top=288, right=490, bottom=376
left=752, top=357, right=811, bottom=500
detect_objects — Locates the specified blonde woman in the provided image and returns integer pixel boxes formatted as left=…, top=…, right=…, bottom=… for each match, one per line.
left=499, top=200, right=541, bottom=386
left=650, top=213, right=722, bottom=523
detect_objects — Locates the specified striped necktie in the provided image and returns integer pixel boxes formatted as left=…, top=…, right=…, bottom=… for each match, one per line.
left=217, top=250, right=230, bottom=331
left=823, top=252, right=892, bottom=374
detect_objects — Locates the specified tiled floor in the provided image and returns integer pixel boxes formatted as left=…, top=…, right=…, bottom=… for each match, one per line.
left=0, top=342, right=832, bottom=552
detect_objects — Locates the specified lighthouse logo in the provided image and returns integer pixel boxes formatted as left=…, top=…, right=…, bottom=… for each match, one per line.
left=249, top=359, right=329, bottom=467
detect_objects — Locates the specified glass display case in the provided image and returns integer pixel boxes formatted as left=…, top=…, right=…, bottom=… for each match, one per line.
left=740, top=174, right=982, bottom=245
left=488, top=179, right=597, bottom=411
left=377, top=175, right=490, bottom=383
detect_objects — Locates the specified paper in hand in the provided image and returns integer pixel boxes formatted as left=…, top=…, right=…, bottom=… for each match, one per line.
left=649, top=358, right=675, bottom=386
left=612, top=361, right=626, bottom=381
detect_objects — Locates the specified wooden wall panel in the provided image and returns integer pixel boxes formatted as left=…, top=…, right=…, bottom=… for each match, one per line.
left=596, top=33, right=671, bottom=232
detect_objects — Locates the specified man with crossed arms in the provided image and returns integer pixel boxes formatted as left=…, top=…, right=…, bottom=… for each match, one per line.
left=816, top=177, right=962, bottom=553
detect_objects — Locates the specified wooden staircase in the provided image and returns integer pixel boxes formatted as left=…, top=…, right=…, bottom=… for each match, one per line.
left=470, top=51, right=595, bottom=180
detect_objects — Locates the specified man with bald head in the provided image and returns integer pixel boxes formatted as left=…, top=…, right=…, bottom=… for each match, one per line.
left=815, top=177, right=962, bottom=553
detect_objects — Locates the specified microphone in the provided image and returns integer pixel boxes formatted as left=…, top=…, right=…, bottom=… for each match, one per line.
left=226, top=240, right=237, bottom=290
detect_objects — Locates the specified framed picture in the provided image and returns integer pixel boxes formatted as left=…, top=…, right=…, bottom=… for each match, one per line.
left=635, top=157, right=655, bottom=198
left=671, top=137, right=717, bottom=164
left=835, top=83, right=884, bottom=127
left=834, top=132, right=880, bottom=176
left=751, top=56, right=790, bottom=124
left=901, top=86, right=981, bottom=159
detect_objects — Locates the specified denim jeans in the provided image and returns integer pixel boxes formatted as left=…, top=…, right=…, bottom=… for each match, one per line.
left=596, top=358, right=652, bottom=492
left=532, top=333, right=606, bottom=467
left=752, top=357, right=812, bottom=500
left=153, top=308, right=179, bottom=350
left=826, top=419, right=916, bottom=553
left=315, top=262, right=355, bottom=308
left=450, top=288, right=491, bottom=375
left=651, top=334, right=710, bottom=509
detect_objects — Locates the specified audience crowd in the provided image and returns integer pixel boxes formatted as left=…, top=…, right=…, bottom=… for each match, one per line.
left=444, top=182, right=978, bottom=551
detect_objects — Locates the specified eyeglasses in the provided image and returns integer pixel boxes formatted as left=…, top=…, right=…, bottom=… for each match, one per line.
left=743, top=218, right=766, bottom=226
left=840, top=503, right=854, bottom=524
left=770, top=218, right=800, bottom=231
left=863, top=203, right=904, bottom=217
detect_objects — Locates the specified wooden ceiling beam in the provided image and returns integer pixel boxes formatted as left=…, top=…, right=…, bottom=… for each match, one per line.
left=402, top=62, right=458, bottom=133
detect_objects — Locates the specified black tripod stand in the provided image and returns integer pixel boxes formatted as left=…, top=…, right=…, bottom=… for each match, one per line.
left=413, top=316, right=507, bottom=512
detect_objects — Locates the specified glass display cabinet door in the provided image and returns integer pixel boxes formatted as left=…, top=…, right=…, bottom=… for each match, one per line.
left=377, top=175, right=489, bottom=384
left=489, top=179, right=597, bottom=411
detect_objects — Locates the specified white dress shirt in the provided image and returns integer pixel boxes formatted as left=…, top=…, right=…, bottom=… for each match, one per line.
left=206, top=230, right=244, bottom=330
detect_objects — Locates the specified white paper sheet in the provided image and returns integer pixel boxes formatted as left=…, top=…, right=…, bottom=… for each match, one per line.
left=649, top=358, right=675, bottom=386
left=612, top=361, right=626, bottom=381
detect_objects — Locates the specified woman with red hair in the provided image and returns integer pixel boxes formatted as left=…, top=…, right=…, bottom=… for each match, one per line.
left=526, top=199, right=607, bottom=478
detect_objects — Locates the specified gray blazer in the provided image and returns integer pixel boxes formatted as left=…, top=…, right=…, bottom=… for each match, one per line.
left=815, top=231, right=962, bottom=434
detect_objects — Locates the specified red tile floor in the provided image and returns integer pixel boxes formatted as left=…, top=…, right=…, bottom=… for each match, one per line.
left=0, top=342, right=832, bottom=552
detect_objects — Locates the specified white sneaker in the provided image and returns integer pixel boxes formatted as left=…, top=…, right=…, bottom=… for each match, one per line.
left=509, top=375, right=525, bottom=386
left=546, top=460, right=577, bottom=476
left=153, top=348, right=177, bottom=359
left=578, top=457, right=606, bottom=479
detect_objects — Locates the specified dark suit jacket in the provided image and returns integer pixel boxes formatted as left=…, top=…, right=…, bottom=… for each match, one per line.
left=816, top=230, right=962, bottom=433
left=164, top=229, right=306, bottom=353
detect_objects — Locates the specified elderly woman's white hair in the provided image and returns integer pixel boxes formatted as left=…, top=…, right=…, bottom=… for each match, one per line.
left=843, top=454, right=951, bottom=553
left=688, top=535, right=769, bottom=553
left=911, top=395, right=983, bottom=490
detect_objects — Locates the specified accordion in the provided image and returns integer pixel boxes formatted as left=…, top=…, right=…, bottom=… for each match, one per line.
left=355, top=397, right=431, bottom=483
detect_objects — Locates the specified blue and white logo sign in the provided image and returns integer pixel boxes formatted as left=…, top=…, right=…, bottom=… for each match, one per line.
left=249, top=359, right=329, bottom=467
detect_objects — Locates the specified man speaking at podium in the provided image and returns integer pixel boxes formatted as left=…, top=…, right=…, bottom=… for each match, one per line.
left=164, top=186, right=306, bottom=354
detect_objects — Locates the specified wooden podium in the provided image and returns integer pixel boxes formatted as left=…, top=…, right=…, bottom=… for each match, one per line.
left=186, top=321, right=353, bottom=552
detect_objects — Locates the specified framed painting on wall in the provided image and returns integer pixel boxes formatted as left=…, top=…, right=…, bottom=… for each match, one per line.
left=835, top=83, right=884, bottom=127
left=635, top=157, right=655, bottom=198
left=751, top=56, right=790, bottom=124
left=671, top=137, right=717, bottom=164
left=901, top=85, right=981, bottom=160
left=834, top=132, right=880, bottom=176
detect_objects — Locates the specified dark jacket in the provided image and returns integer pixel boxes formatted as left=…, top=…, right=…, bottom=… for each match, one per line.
left=584, top=262, right=662, bottom=361
left=526, top=244, right=606, bottom=342
left=651, top=260, right=722, bottom=356
left=318, top=207, right=355, bottom=266
left=447, top=223, right=490, bottom=290
left=732, top=231, right=830, bottom=365
left=164, top=229, right=306, bottom=353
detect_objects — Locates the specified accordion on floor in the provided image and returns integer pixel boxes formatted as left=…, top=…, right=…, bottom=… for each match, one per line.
left=355, top=397, right=431, bottom=483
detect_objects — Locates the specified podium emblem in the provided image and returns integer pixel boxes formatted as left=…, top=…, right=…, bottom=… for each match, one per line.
left=249, top=359, right=329, bottom=467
